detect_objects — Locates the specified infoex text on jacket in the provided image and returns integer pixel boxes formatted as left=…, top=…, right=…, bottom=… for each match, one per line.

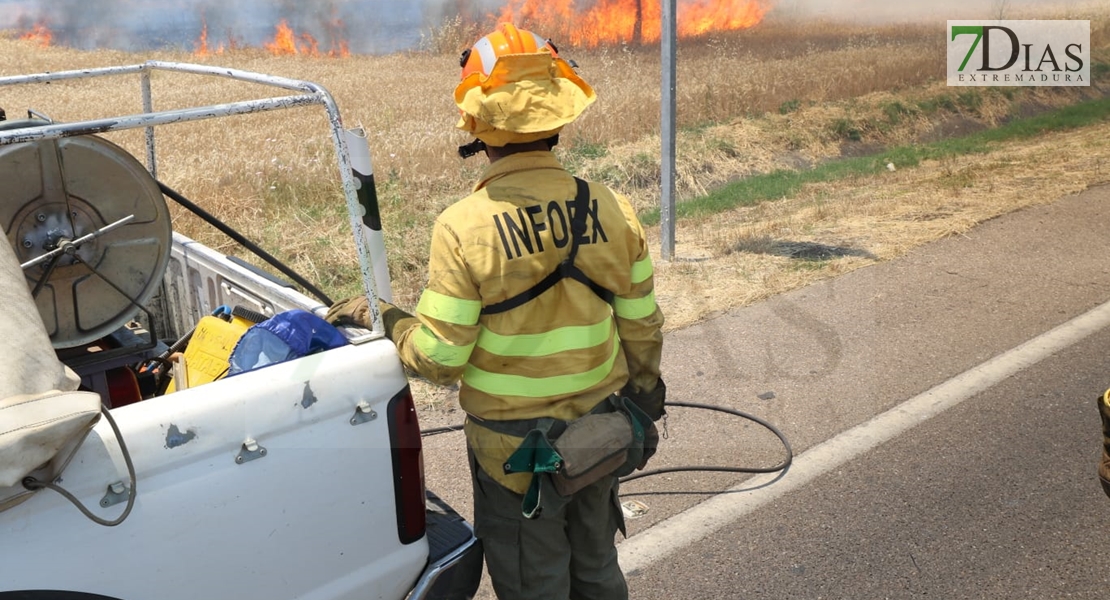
left=493, top=197, right=610, bottom=260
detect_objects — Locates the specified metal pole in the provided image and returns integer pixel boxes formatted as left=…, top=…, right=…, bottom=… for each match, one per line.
left=141, top=68, right=156, bottom=179
left=661, top=0, right=677, bottom=261
left=344, top=128, right=393, bottom=304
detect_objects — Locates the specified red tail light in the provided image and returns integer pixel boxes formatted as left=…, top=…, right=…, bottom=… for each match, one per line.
left=388, top=386, right=426, bottom=544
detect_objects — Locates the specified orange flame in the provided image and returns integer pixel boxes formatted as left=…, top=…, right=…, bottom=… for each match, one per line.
left=324, top=16, right=351, bottom=58
left=682, top=0, right=767, bottom=36
left=265, top=20, right=299, bottom=55
left=193, top=19, right=226, bottom=56
left=496, top=0, right=767, bottom=47
left=261, top=19, right=349, bottom=58
left=20, top=22, right=53, bottom=48
left=300, top=32, right=320, bottom=56
left=195, top=20, right=209, bottom=54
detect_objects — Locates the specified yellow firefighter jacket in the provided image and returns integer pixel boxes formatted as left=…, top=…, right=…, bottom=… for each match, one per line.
left=392, top=151, right=664, bottom=493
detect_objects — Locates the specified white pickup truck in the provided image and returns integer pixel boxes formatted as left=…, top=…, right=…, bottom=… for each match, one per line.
left=0, top=62, right=482, bottom=600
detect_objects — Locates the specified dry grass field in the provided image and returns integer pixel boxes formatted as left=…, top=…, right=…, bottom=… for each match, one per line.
left=1, top=2, right=1108, bottom=343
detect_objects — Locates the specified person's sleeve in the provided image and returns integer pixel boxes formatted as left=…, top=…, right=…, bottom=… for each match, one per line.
left=612, top=192, right=664, bottom=395
left=392, top=218, right=482, bottom=386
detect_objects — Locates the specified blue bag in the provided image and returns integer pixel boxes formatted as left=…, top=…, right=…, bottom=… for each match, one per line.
left=227, top=309, right=348, bottom=376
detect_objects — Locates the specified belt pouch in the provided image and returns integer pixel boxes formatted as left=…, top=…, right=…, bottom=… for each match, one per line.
left=551, top=411, right=633, bottom=496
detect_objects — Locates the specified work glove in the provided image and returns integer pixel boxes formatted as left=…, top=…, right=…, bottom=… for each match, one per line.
left=638, top=422, right=659, bottom=471
left=623, top=378, right=665, bottom=470
left=1099, top=392, right=1110, bottom=498
left=621, top=377, right=667, bottom=422
left=325, top=296, right=418, bottom=342
left=325, top=295, right=372, bottom=328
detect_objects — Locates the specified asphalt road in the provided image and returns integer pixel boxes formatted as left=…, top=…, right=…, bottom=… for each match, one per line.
left=418, top=183, right=1110, bottom=599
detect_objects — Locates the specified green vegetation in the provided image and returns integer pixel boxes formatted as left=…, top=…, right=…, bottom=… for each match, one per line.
left=830, top=118, right=863, bottom=141
left=788, top=258, right=831, bottom=271
left=563, top=141, right=610, bottom=173
left=957, top=89, right=983, bottom=113
left=639, top=94, right=1110, bottom=226
left=882, top=101, right=913, bottom=124
left=568, top=141, right=609, bottom=161
left=779, top=99, right=801, bottom=114
left=916, top=94, right=958, bottom=114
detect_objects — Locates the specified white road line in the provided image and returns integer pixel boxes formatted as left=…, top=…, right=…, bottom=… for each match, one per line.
left=618, top=296, right=1110, bottom=574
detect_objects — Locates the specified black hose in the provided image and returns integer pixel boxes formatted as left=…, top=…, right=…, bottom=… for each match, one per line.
left=157, top=181, right=334, bottom=306
left=23, top=404, right=137, bottom=526
left=419, top=401, right=793, bottom=483
left=619, top=401, right=792, bottom=483
left=422, top=424, right=466, bottom=436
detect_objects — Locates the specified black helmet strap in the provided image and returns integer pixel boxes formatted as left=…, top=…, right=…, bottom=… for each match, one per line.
left=458, top=139, right=487, bottom=159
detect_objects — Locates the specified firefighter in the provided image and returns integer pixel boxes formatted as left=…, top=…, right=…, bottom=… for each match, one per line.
left=327, top=23, right=665, bottom=600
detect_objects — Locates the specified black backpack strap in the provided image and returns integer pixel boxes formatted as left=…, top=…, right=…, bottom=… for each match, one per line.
left=565, top=177, right=591, bottom=263
left=482, top=266, right=564, bottom=315
left=482, top=177, right=612, bottom=316
left=563, top=266, right=616, bottom=305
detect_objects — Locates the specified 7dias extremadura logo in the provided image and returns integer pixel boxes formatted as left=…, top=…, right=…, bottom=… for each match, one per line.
left=948, top=20, right=1090, bottom=86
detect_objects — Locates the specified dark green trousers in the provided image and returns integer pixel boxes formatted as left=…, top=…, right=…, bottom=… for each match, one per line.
left=469, top=449, right=628, bottom=600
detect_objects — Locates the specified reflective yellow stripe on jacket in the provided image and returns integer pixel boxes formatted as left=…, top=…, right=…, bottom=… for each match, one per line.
left=614, top=257, right=656, bottom=319
left=464, top=327, right=621, bottom=397
left=412, top=290, right=480, bottom=367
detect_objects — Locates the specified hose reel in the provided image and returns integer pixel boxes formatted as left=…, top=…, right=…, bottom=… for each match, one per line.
left=0, top=119, right=172, bottom=349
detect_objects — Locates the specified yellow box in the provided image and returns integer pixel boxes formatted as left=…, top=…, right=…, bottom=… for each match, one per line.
left=167, top=314, right=253, bottom=392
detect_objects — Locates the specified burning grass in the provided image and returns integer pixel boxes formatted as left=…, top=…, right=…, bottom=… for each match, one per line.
left=492, top=0, right=768, bottom=47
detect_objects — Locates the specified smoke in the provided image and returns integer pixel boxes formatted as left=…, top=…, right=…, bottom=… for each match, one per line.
left=2, top=0, right=1091, bottom=53
left=771, top=0, right=1084, bottom=23
left=0, top=0, right=480, bottom=54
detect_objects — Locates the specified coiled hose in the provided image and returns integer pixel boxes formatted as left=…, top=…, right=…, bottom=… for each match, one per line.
left=420, top=400, right=793, bottom=484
